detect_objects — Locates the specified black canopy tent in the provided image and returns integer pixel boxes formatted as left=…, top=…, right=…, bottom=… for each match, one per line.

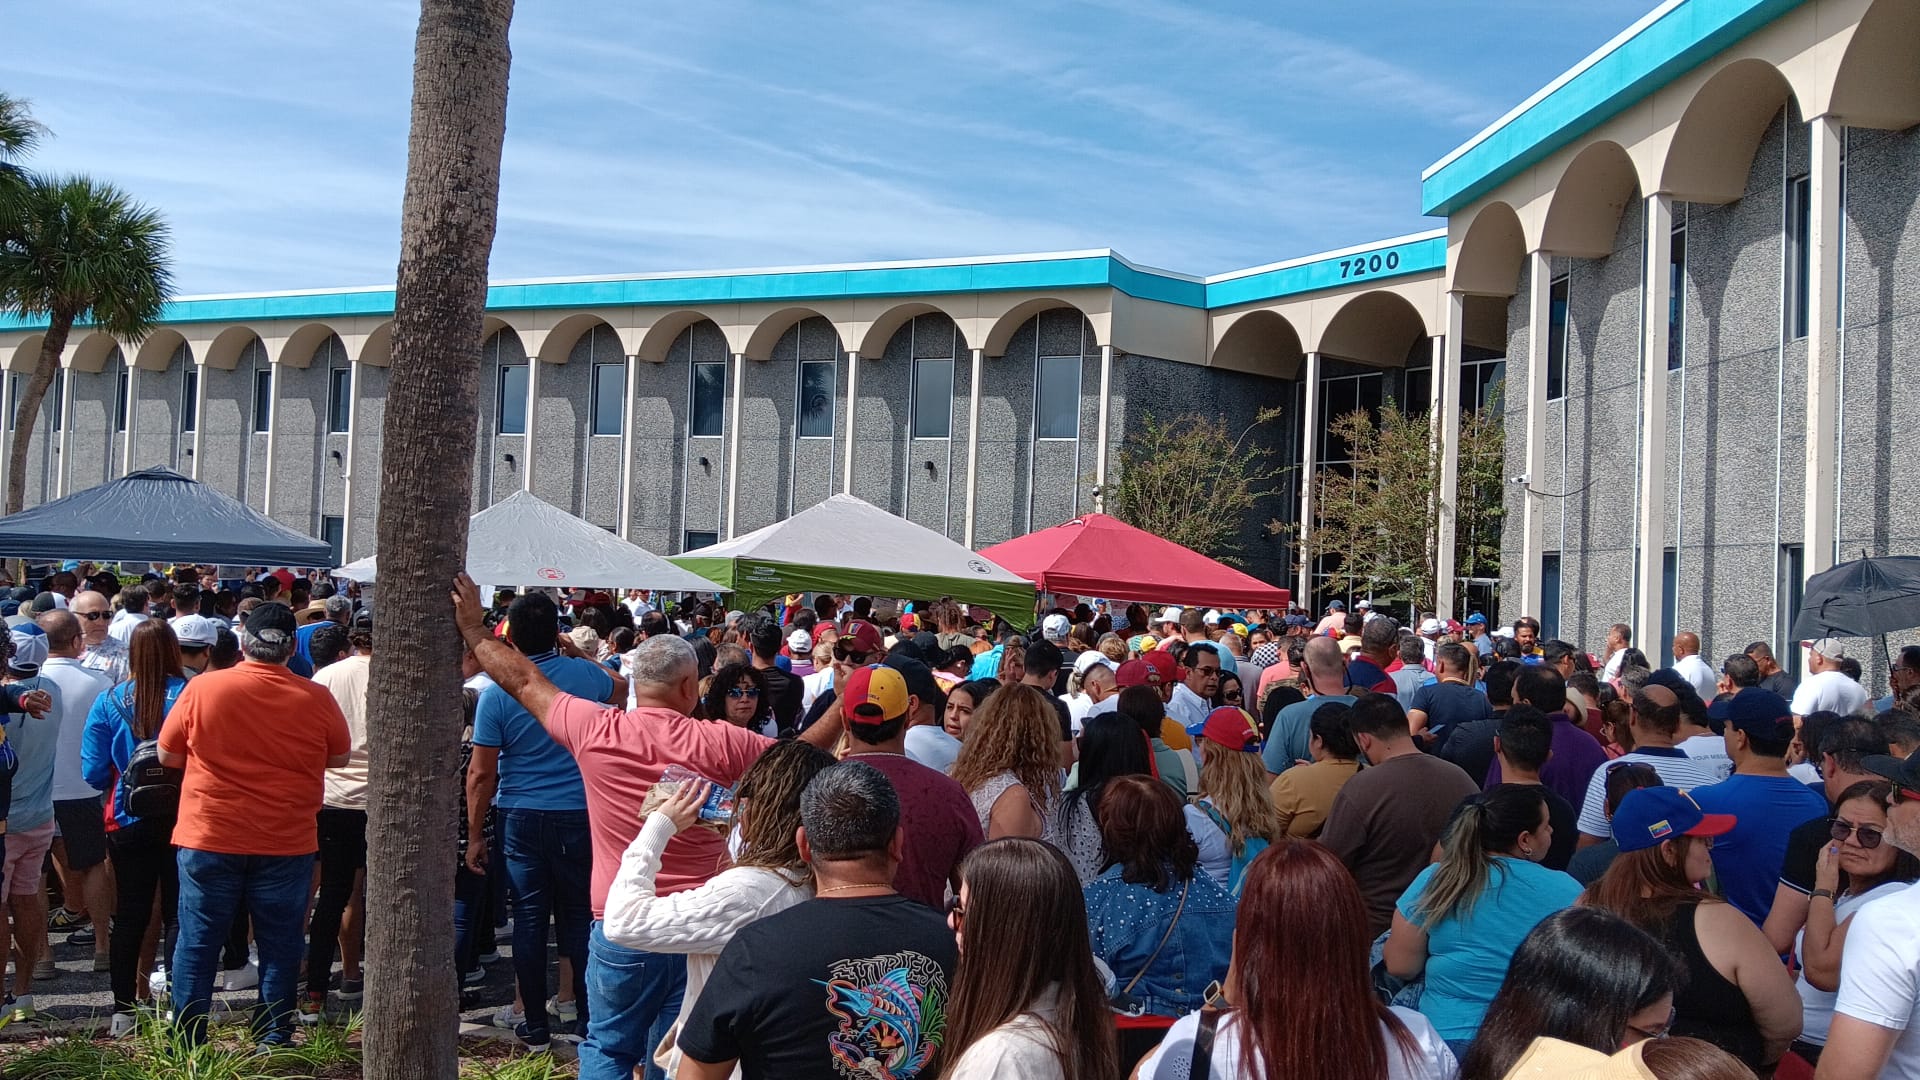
left=0, top=467, right=333, bottom=566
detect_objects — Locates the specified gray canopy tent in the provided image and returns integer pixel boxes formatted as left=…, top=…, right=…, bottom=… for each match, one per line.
left=336, top=489, right=725, bottom=592
left=0, top=466, right=333, bottom=566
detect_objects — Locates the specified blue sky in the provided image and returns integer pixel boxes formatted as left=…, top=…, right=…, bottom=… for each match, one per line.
left=4, top=0, right=1654, bottom=295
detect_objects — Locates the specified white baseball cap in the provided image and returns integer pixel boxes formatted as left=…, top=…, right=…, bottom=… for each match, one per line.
left=1418, top=618, right=1444, bottom=635
left=1042, top=613, right=1071, bottom=642
left=7, top=630, right=46, bottom=673
left=787, top=628, right=812, bottom=653
left=172, top=615, right=220, bottom=648
left=1157, top=607, right=1183, bottom=624
left=1804, top=637, right=1847, bottom=661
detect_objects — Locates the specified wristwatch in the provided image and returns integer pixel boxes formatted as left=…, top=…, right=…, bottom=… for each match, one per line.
left=1811, top=889, right=1836, bottom=901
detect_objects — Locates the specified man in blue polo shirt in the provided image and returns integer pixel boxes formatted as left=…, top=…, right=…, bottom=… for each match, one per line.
left=1689, top=687, right=1829, bottom=927
left=465, top=591, right=628, bottom=1051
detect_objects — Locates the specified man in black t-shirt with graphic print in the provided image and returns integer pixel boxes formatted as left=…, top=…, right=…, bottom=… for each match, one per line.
left=677, top=761, right=958, bottom=1080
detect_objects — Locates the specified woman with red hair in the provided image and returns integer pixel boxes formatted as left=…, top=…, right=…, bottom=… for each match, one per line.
left=1136, top=838, right=1456, bottom=1080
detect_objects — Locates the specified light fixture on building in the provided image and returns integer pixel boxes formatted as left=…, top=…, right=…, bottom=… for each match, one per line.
left=924, top=460, right=937, bottom=478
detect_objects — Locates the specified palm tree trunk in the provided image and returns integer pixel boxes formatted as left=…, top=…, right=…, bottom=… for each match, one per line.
left=362, top=3, right=512, bottom=1079
left=6, top=315, right=69, bottom=516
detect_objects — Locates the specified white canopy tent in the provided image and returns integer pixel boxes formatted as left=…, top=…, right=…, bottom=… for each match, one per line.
left=336, top=489, right=725, bottom=592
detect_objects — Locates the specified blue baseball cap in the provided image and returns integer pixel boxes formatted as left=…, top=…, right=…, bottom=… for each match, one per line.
left=1707, top=687, right=1794, bottom=738
left=1613, top=787, right=1736, bottom=853
left=1465, top=612, right=1487, bottom=626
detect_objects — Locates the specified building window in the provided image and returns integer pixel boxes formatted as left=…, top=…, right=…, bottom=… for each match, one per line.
left=689, top=362, right=725, bottom=438
left=1546, top=273, right=1570, bottom=401
left=911, top=358, right=953, bottom=439
left=114, top=368, right=128, bottom=433
left=321, top=516, right=345, bottom=567
left=1786, top=173, right=1811, bottom=340
left=1540, top=552, right=1562, bottom=642
left=1668, top=217, right=1686, bottom=370
left=252, top=368, right=273, bottom=433
left=496, top=364, right=527, bottom=436
left=327, top=366, right=353, bottom=434
left=7, top=374, right=18, bottom=430
left=1035, top=355, right=1080, bottom=439
left=798, top=360, right=835, bottom=439
left=683, top=530, right=718, bottom=553
left=1779, top=544, right=1805, bottom=680
left=181, top=366, right=197, bottom=433
left=1660, top=548, right=1678, bottom=657
left=591, top=361, right=624, bottom=436
left=50, top=371, right=64, bottom=433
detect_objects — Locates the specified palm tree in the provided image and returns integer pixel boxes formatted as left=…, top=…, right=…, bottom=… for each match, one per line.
left=362, top=2, right=512, bottom=1078
left=0, top=175, right=172, bottom=514
left=0, top=92, right=47, bottom=179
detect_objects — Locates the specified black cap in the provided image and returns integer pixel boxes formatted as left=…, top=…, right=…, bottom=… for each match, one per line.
left=882, top=653, right=944, bottom=709
left=1864, top=748, right=1920, bottom=792
left=29, top=592, right=58, bottom=614
left=244, top=601, right=298, bottom=645
left=9, top=586, right=31, bottom=603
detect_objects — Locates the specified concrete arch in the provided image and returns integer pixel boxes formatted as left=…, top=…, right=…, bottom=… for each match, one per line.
left=274, top=323, right=343, bottom=368
left=1312, top=290, right=1430, bottom=367
left=203, top=326, right=261, bottom=371
left=7, top=335, right=45, bottom=374
left=1540, top=140, right=1643, bottom=258
left=132, top=328, right=188, bottom=372
left=67, top=333, right=121, bottom=373
left=1660, top=58, right=1796, bottom=205
left=982, top=298, right=1090, bottom=359
left=534, top=312, right=613, bottom=366
left=857, top=302, right=953, bottom=360
left=636, top=311, right=722, bottom=364
left=1209, top=309, right=1305, bottom=378
left=357, top=321, right=393, bottom=367
left=1449, top=200, right=1529, bottom=297
left=743, top=307, right=839, bottom=363
left=1828, top=0, right=1920, bottom=130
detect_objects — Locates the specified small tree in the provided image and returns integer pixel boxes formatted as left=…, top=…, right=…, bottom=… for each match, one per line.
left=0, top=93, right=46, bottom=180
left=1304, top=396, right=1507, bottom=614
left=1106, top=407, right=1287, bottom=565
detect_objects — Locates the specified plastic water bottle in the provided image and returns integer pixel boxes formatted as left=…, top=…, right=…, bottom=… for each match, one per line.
left=148, top=963, right=168, bottom=1011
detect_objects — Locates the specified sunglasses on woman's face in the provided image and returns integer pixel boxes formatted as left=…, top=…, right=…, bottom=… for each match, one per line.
left=726, top=687, right=761, bottom=699
left=1832, top=817, right=1885, bottom=849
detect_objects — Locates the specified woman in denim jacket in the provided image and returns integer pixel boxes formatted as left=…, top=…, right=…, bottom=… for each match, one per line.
left=1083, top=775, right=1235, bottom=1018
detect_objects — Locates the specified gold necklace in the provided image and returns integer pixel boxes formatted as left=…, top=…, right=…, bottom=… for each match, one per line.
left=816, top=883, right=893, bottom=894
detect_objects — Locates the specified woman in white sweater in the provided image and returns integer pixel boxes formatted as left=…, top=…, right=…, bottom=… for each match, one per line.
left=602, top=740, right=837, bottom=1077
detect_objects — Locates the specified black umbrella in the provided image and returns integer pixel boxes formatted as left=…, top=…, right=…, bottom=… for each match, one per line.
left=1789, top=554, right=1920, bottom=640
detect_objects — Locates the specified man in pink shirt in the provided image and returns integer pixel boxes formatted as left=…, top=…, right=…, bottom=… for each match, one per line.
left=453, top=575, right=842, bottom=1080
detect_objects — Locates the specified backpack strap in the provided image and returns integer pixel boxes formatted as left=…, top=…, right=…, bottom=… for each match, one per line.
left=1188, top=1007, right=1222, bottom=1080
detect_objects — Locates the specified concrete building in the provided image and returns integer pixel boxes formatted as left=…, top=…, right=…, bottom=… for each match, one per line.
left=2, top=0, right=1916, bottom=676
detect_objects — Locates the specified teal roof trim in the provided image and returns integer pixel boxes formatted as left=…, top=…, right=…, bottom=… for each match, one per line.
left=1421, top=0, right=1805, bottom=217
left=0, top=239, right=1436, bottom=334
left=1204, top=233, right=1446, bottom=309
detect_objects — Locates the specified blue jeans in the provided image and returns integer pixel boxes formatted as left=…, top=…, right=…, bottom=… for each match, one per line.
left=580, top=922, right=685, bottom=1080
left=501, top=808, right=593, bottom=1035
left=173, top=848, right=315, bottom=1046
left=452, top=864, right=490, bottom=979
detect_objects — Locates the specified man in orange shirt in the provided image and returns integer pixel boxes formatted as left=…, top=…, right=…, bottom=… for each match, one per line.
left=158, top=602, right=350, bottom=1049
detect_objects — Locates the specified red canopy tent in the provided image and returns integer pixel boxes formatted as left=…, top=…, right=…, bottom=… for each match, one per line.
left=978, top=513, right=1291, bottom=610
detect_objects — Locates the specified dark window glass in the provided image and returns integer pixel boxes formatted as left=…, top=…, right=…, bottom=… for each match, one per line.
left=496, top=364, right=527, bottom=435
left=798, top=360, right=835, bottom=438
left=114, top=370, right=128, bottom=433
left=1786, top=174, right=1811, bottom=340
left=1668, top=220, right=1686, bottom=370
left=1779, top=544, right=1805, bottom=680
left=1035, top=355, right=1080, bottom=439
left=683, top=530, right=718, bottom=553
left=253, top=368, right=273, bottom=433
left=328, top=366, right=354, bottom=434
left=181, top=367, right=197, bottom=433
left=1541, top=553, right=1562, bottom=642
left=1403, top=367, right=1432, bottom=416
left=51, top=371, right=64, bottom=433
left=1547, top=274, right=1570, bottom=400
left=1661, top=549, right=1678, bottom=656
left=591, top=362, right=624, bottom=436
left=690, top=362, right=725, bottom=438
left=321, top=516, right=345, bottom=567
left=912, top=358, right=953, bottom=439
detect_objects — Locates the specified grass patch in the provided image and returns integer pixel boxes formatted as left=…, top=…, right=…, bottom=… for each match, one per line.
left=1, top=1014, right=365, bottom=1079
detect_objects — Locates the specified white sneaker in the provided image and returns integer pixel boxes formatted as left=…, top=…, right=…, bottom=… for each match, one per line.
left=9, top=994, right=34, bottom=1023
left=223, top=962, right=259, bottom=992
left=547, top=997, right=578, bottom=1024
left=109, top=1011, right=137, bottom=1039
left=492, top=1002, right=525, bottom=1029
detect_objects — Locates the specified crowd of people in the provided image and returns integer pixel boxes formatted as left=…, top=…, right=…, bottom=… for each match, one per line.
left=7, top=561, right=1920, bottom=1079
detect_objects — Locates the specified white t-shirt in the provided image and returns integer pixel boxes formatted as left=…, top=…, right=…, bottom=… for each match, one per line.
left=1833, top=882, right=1920, bottom=1078
left=1138, top=1006, right=1455, bottom=1080
left=1793, top=669, right=1869, bottom=717
left=1799, top=880, right=1911, bottom=1047
left=1576, top=748, right=1724, bottom=837
left=1670, top=655, right=1719, bottom=703
left=1677, top=733, right=1733, bottom=781
left=41, top=658, right=112, bottom=801
left=902, top=725, right=961, bottom=774
left=315, top=654, right=371, bottom=810
left=946, top=992, right=1067, bottom=1080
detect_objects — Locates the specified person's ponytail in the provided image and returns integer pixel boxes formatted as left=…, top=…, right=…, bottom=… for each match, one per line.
left=1413, top=784, right=1545, bottom=926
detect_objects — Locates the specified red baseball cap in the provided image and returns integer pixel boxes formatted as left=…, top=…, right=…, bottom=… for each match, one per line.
left=1140, top=650, right=1182, bottom=685
left=839, top=620, right=884, bottom=657
left=1200, top=706, right=1263, bottom=753
left=1115, top=659, right=1163, bottom=688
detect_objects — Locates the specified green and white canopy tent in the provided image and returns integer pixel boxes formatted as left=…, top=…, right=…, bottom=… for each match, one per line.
left=669, top=494, right=1038, bottom=627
